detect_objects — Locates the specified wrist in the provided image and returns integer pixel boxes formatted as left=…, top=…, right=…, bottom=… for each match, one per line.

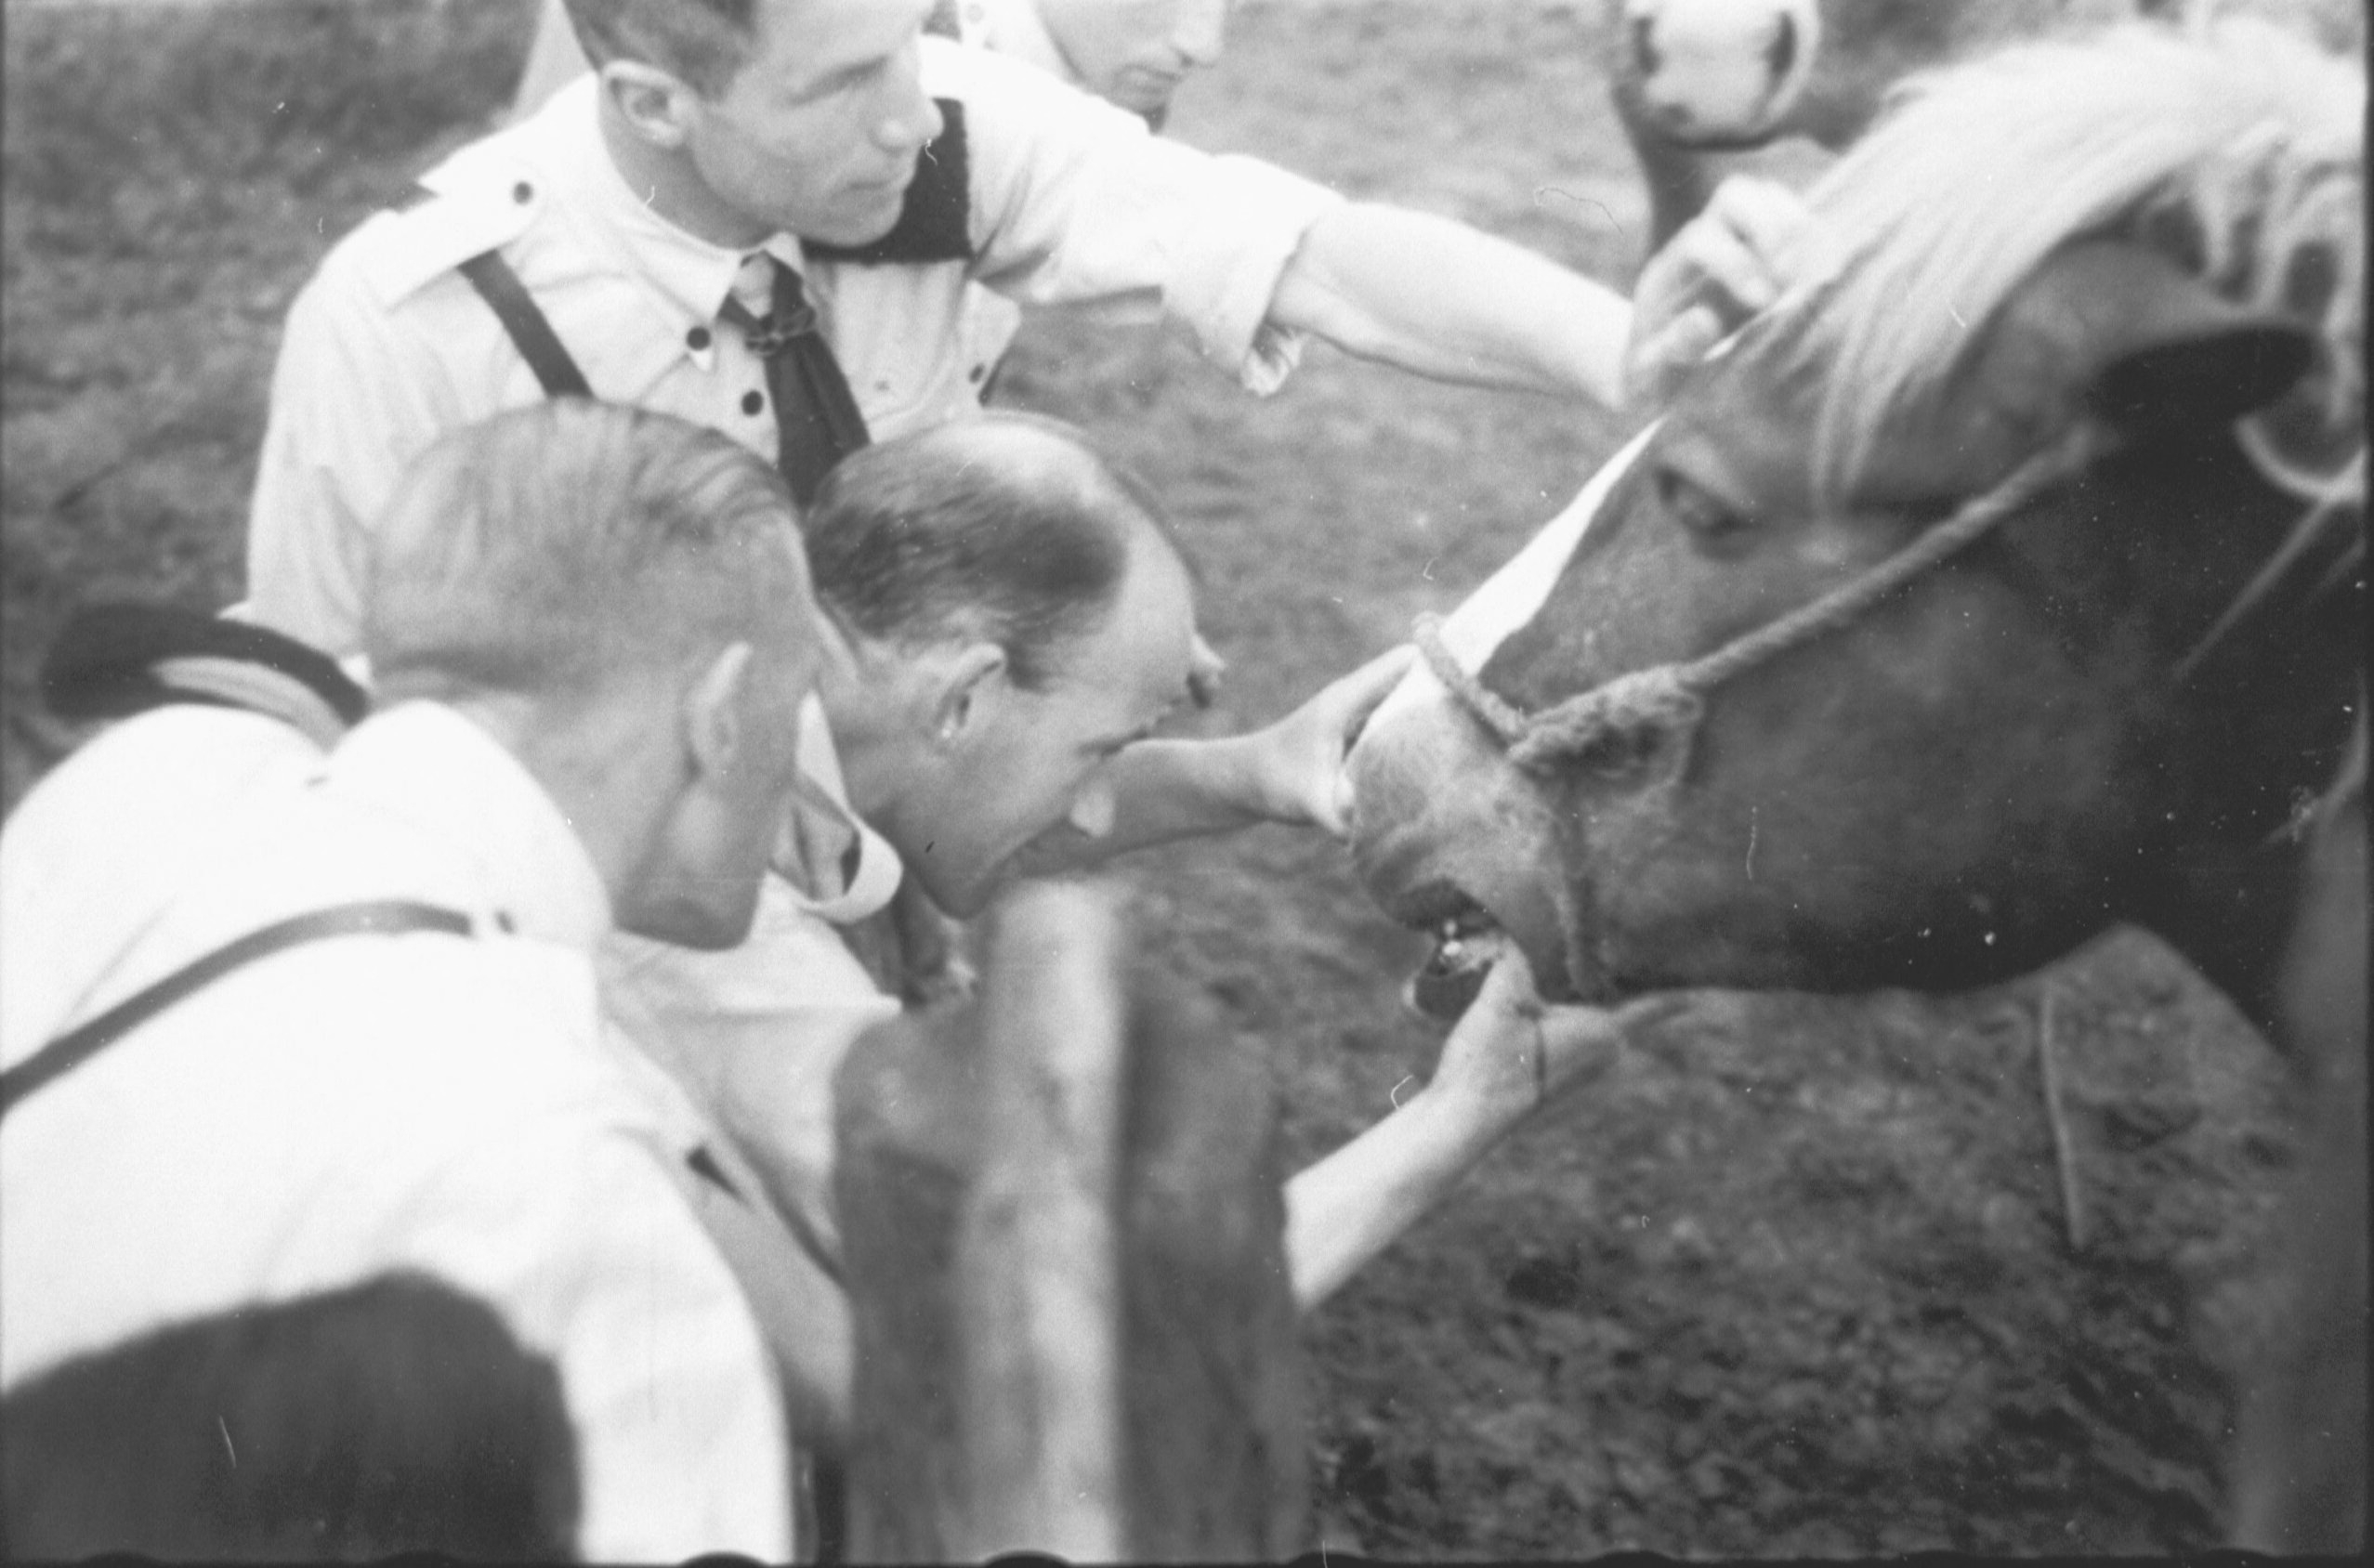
left=1407, top=1064, right=1530, bottom=1166
left=1216, top=728, right=1305, bottom=826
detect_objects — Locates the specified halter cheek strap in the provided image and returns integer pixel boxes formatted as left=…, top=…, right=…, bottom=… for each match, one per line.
left=1415, top=432, right=2097, bottom=779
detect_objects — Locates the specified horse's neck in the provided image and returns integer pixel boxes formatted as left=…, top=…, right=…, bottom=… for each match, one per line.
left=2106, top=447, right=2365, bottom=1035
left=2147, top=717, right=2366, bottom=1043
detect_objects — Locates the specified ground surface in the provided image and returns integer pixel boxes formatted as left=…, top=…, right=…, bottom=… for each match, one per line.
left=0, top=0, right=2346, bottom=1556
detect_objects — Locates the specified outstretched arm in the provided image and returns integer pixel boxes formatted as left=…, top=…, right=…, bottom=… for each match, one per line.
left=1281, top=948, right=1679, bottom=1312
left=1268, top=203, right=1636, bottom=407
left=1266, top=176, right=1816, bottom=412
left=1011, top=645, right=1416, bottom=877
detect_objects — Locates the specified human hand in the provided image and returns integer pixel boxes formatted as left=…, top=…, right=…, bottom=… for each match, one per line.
left=1245, top=644, right=1419, bottom=835
left=1624, top=176, right=1825, bottom=408
left=1425, top=943, right=1681, bottom=1132
left=1187, top=632, right=1227, bottom=710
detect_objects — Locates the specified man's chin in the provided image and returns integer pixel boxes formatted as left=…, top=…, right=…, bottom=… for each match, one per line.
left=905, top=864, right=989, bottom=922
left=1102, top=67, right=1181, bottom=117
left=802, top=186, right=910, bottom=250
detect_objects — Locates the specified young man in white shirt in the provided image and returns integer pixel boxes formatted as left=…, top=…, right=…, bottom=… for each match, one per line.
left=508, top=0, right=1236, bottom=366
left=246, top=0, right=1785, bottom=652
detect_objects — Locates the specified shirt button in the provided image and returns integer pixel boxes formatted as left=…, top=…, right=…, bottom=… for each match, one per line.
left=968, top=362, right=987, bottom=384
left=743, top=390, right=765, bottom=415
left=687, top=325, right=712, bottom=351
left=512, top=180, right=533, bottom=204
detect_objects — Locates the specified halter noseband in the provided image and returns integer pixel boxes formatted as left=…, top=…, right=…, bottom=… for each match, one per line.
left=1413, top=432, right=2097, bottom=778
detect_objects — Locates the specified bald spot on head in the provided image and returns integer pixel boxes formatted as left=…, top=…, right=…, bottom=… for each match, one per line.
left=802, top=412, right=1191, bottom=689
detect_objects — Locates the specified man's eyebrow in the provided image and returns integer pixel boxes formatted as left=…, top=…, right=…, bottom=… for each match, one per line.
left=800, top=49, right=893, bottom=99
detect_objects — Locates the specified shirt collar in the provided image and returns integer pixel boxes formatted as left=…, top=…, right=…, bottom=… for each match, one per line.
left=326, top=701, right=613, bottom=952
left=505, top=75, right=810, bottom=344
left=777, top=694, right=904, bottom=923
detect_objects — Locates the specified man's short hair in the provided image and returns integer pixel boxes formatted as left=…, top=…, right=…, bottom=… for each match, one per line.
left=561, top=0, right=761, bottom=98
left=362, top=400, right=809, bottom=701
left=802, top=413, right=1180, bottom=690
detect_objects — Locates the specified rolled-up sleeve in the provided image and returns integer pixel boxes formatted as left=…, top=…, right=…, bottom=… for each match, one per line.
left=941, top=42, right=1345, bottom=394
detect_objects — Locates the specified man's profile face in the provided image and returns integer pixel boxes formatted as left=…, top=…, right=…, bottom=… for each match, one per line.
left=907, top=536, right=1196, bottom=917
left=1038, top=0, right=1233, bottom=116
left=685, top=0, right=944, bottom=245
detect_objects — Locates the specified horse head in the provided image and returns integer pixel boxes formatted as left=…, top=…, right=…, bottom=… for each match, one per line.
left=1354, top=20, right=2364, bottom=1028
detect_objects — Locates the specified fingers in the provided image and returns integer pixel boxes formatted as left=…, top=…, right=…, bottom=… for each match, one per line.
left=1626, top=176, right=1825, bottom=408
left=1624, top=303, right=1725, bottom=408
left=1529, top=995, right=1627, bottom=1104
left=1699, top=175, right=1816, bottom=275
left=1660, top=202, right=1781, bottom=317
left=1463, top=935, right=1543, bottom=1020
left=1187, top=632, right=1228, bottom=710
left=1302, top=643, right=1419, bottom=836
left=1328, top=643, right=1420, bottom=737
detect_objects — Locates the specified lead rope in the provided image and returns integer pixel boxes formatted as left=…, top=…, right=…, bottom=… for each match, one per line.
left=1414, top=432, right=2097, bottom=776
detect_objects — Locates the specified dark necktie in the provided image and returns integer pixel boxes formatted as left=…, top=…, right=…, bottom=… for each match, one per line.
left=721, top=255, right=870, bottom=506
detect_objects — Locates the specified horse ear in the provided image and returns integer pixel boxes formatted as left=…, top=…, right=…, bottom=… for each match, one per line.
left=2005, top=241, right=2316, bottom=435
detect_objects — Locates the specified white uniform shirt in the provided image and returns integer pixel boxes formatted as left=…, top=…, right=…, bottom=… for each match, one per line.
left=0, top=702, right=794, bottom=1562
left=945, top=0, right=1092, bottom=383
left=0, top=705, right=324, bottom=1055
left=247, top=38, right=1343, bottom=655
left=601, top=693, right=903, bottom=1274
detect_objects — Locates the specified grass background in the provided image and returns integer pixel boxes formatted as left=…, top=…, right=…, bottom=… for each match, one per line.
left=2, top=0, right=2350, bottom=1554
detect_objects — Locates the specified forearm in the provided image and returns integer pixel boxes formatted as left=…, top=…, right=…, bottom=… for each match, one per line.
left=1268, top=203, right=1633, bottom=407
left=1012, top=736, right=1280, bottom=877
left=1281, top=1083, right=1520, bottom=1313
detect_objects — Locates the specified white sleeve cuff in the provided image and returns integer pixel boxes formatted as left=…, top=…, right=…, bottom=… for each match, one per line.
left=1166, top=155, right=1344, bottom=394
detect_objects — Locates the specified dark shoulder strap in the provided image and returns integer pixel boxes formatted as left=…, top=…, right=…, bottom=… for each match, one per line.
left=0, top=900, right=475, bottom=1123
left=454, top=248, right=593, bottom=398
left=42, top=603, right=369, bottom=728
left=804, top=101, right=973, bottom=267
left=396, top=183, right=589, bottom=399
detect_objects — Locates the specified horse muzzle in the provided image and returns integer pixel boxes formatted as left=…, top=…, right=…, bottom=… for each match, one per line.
left=1346, top=677, right=1599, bottom=1018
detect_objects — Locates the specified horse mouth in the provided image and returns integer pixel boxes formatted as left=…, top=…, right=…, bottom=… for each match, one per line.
left=1396, top=886, right=1514, bottom=1021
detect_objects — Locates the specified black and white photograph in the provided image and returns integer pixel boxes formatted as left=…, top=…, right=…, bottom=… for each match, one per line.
left=1, top=0, right=2363, bottom=1558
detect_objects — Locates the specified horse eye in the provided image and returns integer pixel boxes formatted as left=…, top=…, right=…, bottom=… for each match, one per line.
left=1655, top=464, right=1753, bottom=546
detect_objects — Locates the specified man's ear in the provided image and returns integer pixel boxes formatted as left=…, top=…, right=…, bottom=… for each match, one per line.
left=685, top=641, right=757, bottom=783
left=601, top=59, right=700, bottom=150
left=932, top=643, right=1009, bottom=747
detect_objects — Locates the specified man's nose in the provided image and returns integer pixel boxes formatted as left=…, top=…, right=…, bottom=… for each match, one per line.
left=873, top=47, right=943, bottom=152
left=1172, top=0, right=1228, bottom=69
left=1066, top=777, right=1118, bottom=840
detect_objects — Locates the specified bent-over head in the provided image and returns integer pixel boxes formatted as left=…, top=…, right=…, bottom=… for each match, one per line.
left=805, top=412, right=1198, bottom=916
left=365, top=400, right=823, bottom=950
